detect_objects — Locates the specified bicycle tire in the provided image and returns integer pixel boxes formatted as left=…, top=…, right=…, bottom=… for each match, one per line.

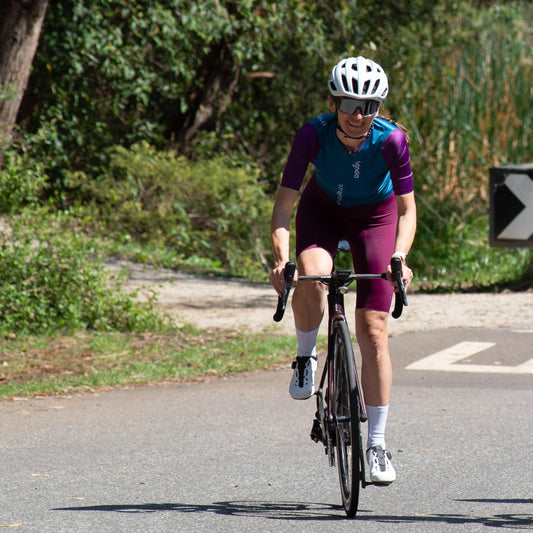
left=332, top=319, right=363, bottom=517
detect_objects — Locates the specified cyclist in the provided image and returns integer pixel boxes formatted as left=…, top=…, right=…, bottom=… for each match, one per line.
left=270, top=56, right=416, bottom=484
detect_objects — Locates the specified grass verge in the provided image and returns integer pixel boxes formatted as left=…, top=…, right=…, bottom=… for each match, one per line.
left=0, top=326, right=306, bottom=400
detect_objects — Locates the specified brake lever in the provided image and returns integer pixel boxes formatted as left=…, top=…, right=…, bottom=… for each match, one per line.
left=273, top=262, right=296, bottom=322
left=391, top=256, right=408, bottom=319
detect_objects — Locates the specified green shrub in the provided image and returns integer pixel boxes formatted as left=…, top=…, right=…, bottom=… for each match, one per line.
left=412, top=208, right=532, bottom=289
left=0, top=148, right=47, bottom=213
left=72, top=144, right=272, bottom=277
left=0, top=211, right=171, bottom=335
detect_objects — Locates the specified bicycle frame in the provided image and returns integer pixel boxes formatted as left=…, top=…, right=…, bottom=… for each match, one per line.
left=307, top=270, right=381, bottom=483
left=325, top=271, right=368, bottom=424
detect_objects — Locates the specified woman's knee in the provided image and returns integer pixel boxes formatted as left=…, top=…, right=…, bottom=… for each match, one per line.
left=356, top=309, right=389, bottom=351
left=297, top=247, right=333, bottom=275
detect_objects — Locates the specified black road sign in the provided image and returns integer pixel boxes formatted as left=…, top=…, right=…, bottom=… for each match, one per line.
left=490, top=164, right=533, bottom=247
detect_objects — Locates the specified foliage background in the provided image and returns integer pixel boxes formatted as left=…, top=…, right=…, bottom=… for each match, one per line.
left=0, top=0, right=531, bottom=337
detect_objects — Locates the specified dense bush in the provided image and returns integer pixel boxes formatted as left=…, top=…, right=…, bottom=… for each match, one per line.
left=0, top=148, right=47, bottom=213
left=22, top=0, right=447, bottom=188
left=0, top=212, right=171, bottom=335
left=71, top=144, right=272, bottom=277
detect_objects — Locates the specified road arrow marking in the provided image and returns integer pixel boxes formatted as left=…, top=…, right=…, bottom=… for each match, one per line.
left=497, top=173, right=533, bottom=240
left=406, top=341, right=533, bottom=374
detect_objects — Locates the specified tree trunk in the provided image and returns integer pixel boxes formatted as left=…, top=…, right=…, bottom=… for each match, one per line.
left=170, top=42, right=240, bottom=153
left=0, top=0, right=49, bottom=155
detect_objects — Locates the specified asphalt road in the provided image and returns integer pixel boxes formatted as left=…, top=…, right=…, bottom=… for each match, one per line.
left=1, top=327, right=532, bottom=532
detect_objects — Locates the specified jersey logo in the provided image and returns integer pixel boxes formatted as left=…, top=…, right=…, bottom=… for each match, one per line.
left=352, top=160, right=361, bottom=180
left=336, top=183, right=344, bottom=205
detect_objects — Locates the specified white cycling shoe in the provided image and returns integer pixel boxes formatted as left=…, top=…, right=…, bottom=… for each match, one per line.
left=289, top=356, right=317, bottom=400
left=367, top=445, right=396, bottom=484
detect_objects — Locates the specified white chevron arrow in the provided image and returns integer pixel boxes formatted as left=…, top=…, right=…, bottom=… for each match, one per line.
left=497, top=173, right=533, bottom=240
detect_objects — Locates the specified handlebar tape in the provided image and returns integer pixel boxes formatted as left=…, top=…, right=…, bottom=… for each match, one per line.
left=391, top=256, right=408, bottom=319
left=273, top=261, right=296, bottom=322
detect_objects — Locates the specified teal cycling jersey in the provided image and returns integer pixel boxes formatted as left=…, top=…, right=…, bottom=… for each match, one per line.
left=281, top=113, right=413, bottom=207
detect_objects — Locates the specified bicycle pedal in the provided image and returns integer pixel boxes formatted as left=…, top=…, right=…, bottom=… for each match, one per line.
left=310, top=418, right=323, bottom=443
left=372, top=481, right=393, bottom=487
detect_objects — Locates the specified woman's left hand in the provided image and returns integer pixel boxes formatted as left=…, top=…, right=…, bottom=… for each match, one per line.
left=387, top=261, right=413, bottom=292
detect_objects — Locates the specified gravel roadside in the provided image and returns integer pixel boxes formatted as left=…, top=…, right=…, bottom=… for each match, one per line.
left=106, top=261, right=532, bottom=336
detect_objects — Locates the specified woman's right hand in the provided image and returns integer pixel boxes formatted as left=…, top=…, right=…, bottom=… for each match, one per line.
left=270, top=264, right=287, bottom=297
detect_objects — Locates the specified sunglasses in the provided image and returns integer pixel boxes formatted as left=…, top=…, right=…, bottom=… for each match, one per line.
left=338, top=98, right=380, bottom=117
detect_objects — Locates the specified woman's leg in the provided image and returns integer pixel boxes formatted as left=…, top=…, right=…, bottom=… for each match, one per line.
left=355, top=308, right=392, bottom=407
left=290, top=178, right=338, bottom=398
left=356, top=308, right=396, bottom=483
left=348, top=197, right=397, bottom=482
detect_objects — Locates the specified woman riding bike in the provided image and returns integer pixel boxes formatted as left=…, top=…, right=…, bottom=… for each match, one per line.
left=270, top=56, right=417, bottom=484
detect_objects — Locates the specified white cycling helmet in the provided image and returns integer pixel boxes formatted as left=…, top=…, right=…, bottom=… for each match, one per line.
left=328, top=56, right=389, bottom=101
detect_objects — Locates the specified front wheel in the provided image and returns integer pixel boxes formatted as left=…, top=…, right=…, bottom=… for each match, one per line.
left=333, top=319, right=363, bottom=517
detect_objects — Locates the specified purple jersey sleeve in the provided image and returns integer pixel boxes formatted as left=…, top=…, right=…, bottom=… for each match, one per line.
left=280, top=123, right=320, bottom=191
left=381, top=128, right=414, bottom=195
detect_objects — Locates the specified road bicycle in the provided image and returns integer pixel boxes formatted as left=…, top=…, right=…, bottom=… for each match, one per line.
left=273, top=244, right=407, bottom=517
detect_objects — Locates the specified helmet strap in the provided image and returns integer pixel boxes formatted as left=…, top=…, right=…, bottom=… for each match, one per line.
left=336, top=120, right=372, bottom=140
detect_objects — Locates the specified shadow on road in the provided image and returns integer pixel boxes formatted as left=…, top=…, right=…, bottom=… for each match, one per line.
left=52, top=499, right=533, bottom=527
left=52, top=501, right=344, bottom=521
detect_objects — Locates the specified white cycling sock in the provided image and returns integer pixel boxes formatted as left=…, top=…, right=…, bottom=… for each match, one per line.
left=366, top=404, right=389, bottom=449
left=296, top=327, right=319, bottom=358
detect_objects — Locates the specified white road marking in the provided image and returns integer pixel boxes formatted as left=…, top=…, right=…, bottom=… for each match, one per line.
left=406, top=341, right=533, bottom=374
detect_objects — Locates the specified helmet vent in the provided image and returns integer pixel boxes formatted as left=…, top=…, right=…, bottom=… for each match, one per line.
left=341, top=74, right=348, bottom=91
